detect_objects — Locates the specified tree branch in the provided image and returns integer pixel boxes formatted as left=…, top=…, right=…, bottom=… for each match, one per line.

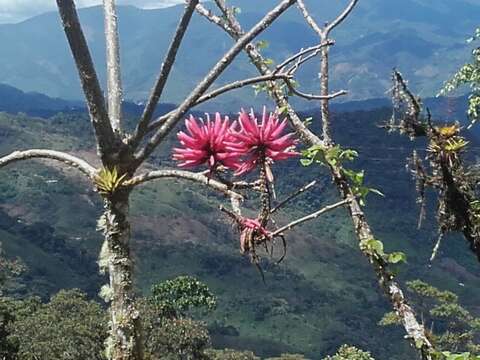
left=0, top=149, right=97, bottom=179
left=271, top=180, right=317, bottom=214
left=131, top=0, right=199, bottom=148
left=195, top=3, right=322, bottom=147
left=325, top=0, right=359, bottom=34
left=146, top=73, right=294, bottom=133
left=134, top=0, right=297, bottom=165
left=271, top=198, right=350, bottom=236
left=56, top=0, right=117, bottom=161
left=126, top=169, right=243, bottom=200
left=296, top=0, right=323, bottom=37
left=286, top=85, right=347, bottom=101
left=195, top=3, right=234, bottom=34
left=274, top=42, right=333, bottom=74
left=103, top=0, right=123, bottom=133
left=194, top=73, right=293, bottom=106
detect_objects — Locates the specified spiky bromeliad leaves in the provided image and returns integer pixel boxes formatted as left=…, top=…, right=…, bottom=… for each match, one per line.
left=94, top=167, right=128, bottom=197
left=385, top=70, right=480, bottom=262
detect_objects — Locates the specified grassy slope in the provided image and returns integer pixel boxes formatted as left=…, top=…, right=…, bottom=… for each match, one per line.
left=1, top=110, right=480, bottom=359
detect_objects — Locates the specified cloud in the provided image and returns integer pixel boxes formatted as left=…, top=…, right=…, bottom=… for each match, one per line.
left=0, top=0, right=185, bottom=24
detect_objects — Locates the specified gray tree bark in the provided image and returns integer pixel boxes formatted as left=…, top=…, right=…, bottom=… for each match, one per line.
left=99, top=190, right=143, bottom=360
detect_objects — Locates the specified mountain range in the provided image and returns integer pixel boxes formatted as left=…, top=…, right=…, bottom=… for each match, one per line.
left=0, top=0, right=478, bottom=110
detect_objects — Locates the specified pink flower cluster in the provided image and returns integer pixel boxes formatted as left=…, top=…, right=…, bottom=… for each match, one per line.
left=173, top=108, right=298, bottom=175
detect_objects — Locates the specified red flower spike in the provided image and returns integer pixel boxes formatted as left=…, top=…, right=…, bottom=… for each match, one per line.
left=173, top=113, right=241, bottom=170
left=239, top=217, right=272, bottom=254
left=241, top=217, right=271, bottom=238
left=226, top=108, right=299, bottom=176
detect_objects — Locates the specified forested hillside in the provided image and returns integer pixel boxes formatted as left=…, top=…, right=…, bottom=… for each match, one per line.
left=1, top=103, right=479, bottom=358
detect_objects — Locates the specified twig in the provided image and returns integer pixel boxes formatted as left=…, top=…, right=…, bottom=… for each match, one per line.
left=131, top=0, right=199, bottom=147
left=430, top=233, right=443, bottom=262
left=325, top=0, right=359, bottom=34
left=286, top=86, right=347, bottom=101
left=274, top=43, right=332, bottom=74
left=103, top=0, right=123, bottom=133
left=195, top=3, right=234, bottom=34
left=147, top=73, right=294, bottom=133
left=296, top=0, right=323, bottom=37
left=196, top=73, right=292, bottom=105
left=270, top=199, right=350, bottom=236
left=297, top=0, right=359, bottom=37
left=271, top=180, right=317, bottom=214
left=0, top=149, right=97, bottom=179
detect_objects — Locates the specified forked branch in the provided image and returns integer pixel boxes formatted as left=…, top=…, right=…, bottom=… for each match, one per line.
left=195, top=3, right=323, bottom=147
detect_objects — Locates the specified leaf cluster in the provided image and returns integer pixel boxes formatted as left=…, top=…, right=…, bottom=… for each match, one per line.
left=380, top=280, right=480, bottom=357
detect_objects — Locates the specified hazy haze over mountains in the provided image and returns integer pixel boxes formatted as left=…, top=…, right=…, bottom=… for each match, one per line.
left=0, top=0, right=478, bottom=110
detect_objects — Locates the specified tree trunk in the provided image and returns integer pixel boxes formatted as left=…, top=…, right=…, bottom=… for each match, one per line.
left=98, top=190, right=143, bottom=360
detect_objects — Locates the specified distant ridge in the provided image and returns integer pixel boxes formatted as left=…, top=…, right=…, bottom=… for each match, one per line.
left=0, top=1, right=477, bottom=108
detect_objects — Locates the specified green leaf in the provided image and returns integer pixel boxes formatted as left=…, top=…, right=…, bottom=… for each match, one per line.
left=360, top=238, right=385, bottom=256
left=256, top=40, right=269, bottom=49
left=300, top=158, right=313, bottom=167
left=387, top=252, right=407, bottom=264
left=278, top=105, right=289, bottom=115
left=264, top=58, right=275, bottom=66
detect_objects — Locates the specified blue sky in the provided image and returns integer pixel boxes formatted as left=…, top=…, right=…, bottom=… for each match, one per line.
left=0, top=0, right=184, bottom=24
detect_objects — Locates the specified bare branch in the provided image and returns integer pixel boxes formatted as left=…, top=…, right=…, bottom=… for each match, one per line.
left=296, top=0, right=358, bottom=145
left=146, top=73, right=293, bottom=133
left=274, top=42, right=333, bottom=74
left=0, top=149, right=97, bottom=179
left=134, top=0, right=297, bottom=165
left=195, top=73, right=293, bottom=106
left=195, top=4, right=234, bottom=34
left=331, top=170, right=435, bottom=359
left=103, top=0, right=123, bottom=133
left=325, top=0, right=359, bottom=34
left=271, top=199, right=349, bottom=236
left=126, top=169, right=243, bottom=200
left=286, top=85, right=347, bottom=101
left=213, top=0, right=239, bottom=31
left=131, top=0, right=199, bottom=148
left=271, top=180, right=317, bottom=214
left=196, top=3, right=322, bottom=147
left=56, top=0, right=117, bottom=160
left=296, top=0, right=359, bottom=37
left=296, top=0, right=323, bottom=37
